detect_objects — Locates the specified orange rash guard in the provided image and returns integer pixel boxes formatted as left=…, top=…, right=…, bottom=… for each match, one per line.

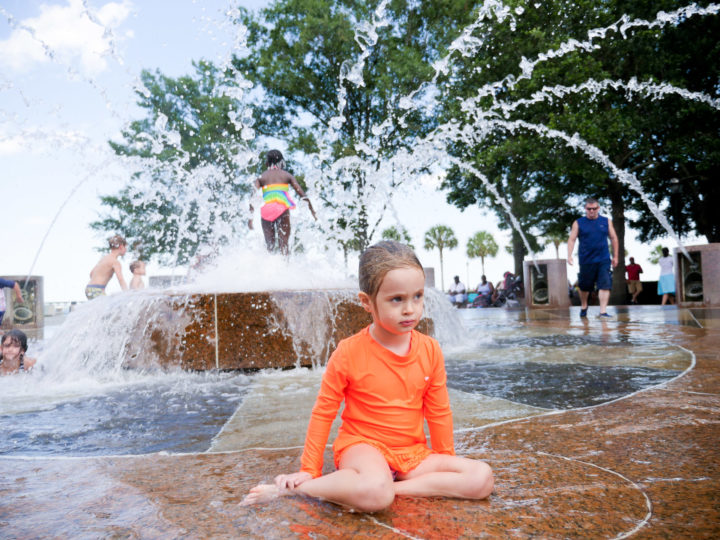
left=300, top=326, right=455, bottom=478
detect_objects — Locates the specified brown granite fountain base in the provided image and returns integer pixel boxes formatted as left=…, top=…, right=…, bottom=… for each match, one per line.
left=2, top=307, right=719, bottom=538
left=123, top=289, right=432, bottom=370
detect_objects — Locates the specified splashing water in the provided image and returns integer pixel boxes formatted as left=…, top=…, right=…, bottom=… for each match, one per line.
left=24, top=243, right=462, bottom=380
left=0, top=306, right=693, bottom=457
left=311, top=1, right=719, bottom=263
left=4, top=2, right=716, bottom=276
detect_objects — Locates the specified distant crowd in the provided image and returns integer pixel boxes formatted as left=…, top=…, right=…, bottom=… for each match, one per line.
left=446, top=271, right=521, bottom=308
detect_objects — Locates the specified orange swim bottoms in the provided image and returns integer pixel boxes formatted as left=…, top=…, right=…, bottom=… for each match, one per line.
left=333, top=435, right=433, bottom=475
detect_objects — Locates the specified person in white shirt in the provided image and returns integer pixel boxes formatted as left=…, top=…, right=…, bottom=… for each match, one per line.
left=447, top=275, right=467, bottom=307
left=657, top=247, right=675, bottom=305
left=473, top=275, right=495, bottom=307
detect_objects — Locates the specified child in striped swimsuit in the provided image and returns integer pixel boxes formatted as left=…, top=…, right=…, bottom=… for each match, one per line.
left=253, top=149, right=316, bottom=255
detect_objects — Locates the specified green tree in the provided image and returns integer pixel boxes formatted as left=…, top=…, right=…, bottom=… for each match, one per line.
left=423, top=225, right=458, bottom=291
left=439, top=0, right=720, bottom=304
left=466, top=231, right=498, bottom=275
left=381, top=225, right=414, bottom=249
left=92, top=62, right=257, bottom=264
left=232, top=0, right=476, bottom=253
left=648, top=244, right=665, bottom=265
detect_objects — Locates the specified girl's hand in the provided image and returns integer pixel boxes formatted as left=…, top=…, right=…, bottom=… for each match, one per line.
left=303, top=198, right=318, bottom=221
left=274, top=471, right=312, bottom=490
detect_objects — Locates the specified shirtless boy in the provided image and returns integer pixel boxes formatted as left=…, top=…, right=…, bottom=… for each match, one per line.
left=85, top=235, right=129, bottom=299
left=129, top=260, right=146, bottom=290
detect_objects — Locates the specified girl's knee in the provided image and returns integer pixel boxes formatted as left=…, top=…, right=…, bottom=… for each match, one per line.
left=354, top=475, right=395, bottom=512
left=467, top=461, right=494, bottom=500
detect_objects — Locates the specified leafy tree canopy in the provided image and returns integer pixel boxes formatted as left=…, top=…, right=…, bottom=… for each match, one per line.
left=436, top=0, right=719, bottom=287
left=467, top=230, right=499, bottom=274
left=231, top=0, right=478, bottom=252
left=381, top=225, right=414, bottom=249
left=92, top=61, right=258, bottom=264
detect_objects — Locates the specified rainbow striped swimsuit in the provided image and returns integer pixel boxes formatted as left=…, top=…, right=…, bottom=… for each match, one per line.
left=261, top=183, right=296, bottom=222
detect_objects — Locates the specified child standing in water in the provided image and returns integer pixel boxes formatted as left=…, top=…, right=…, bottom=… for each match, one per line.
left=250, top=149, right=317, bottom=256
left=242, top=241, right=493, bottom=512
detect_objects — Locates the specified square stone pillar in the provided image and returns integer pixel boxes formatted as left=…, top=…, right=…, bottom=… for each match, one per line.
left=675, top=243, right=720, bottom=307
left=523, top=259, right=570, bottom=308
left=423, top=267, right=436, bottom=289
left=1, top=275, right=44, bottom=338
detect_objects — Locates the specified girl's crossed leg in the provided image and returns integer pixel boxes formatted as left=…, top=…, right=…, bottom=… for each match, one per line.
left=241, top=443, right=394, bottom=512
left=241, top=444, right=493, bottom=511
left=394, top=452, right=494, bottom=500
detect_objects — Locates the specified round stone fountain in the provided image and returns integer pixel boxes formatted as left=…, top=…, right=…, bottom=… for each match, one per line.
left=122, top=289, right=433, bottom=371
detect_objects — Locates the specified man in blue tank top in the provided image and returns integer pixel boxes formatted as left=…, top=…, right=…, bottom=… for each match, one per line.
left=567, top=198, right=619, bottom=319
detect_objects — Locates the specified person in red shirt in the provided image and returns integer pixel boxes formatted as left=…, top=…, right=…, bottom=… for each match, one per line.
left=242, top=241, right=494, bottom=511
left=625, top=256, right=644, bottom=304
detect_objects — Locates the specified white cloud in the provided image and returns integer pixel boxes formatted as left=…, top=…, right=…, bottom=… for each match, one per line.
left=0, top=135, right=24, bottom=155
left=0, top=0, right=132, bottom=75
left=0, top=126, right=91, bottom=155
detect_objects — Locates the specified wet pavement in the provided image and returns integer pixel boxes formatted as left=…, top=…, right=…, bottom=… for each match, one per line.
left=1, top=306, right=719, bottom=538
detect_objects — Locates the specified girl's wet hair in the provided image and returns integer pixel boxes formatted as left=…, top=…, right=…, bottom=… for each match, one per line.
left=1, top=329, right=28, bottom=353
left=359, top=241, right=424, bottom=299
left=662, top=247, right=670, bottom=257
left=266, top=149, right=285, bottom=168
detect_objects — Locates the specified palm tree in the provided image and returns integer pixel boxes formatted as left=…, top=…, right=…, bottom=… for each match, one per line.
left=423, top=225, right=458, bottom=290
left=381, top=225, right=414, bottom=249
left=545, top=232, right=566, bottom=259
left=467, top=231, right=498, bottom=275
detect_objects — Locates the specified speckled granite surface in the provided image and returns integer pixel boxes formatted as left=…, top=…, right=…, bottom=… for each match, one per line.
left=122, top=290, right=373, bottom=370
left=122, top=290, right=434, bottom=370
left=2, top=307, right=718, bottom=538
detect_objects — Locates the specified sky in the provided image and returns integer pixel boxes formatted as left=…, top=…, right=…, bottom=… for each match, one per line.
left=1, top=0, right=684, bottom=303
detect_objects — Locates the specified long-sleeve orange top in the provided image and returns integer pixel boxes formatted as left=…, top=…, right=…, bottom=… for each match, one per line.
left=300, top=326, right=455, bottom=478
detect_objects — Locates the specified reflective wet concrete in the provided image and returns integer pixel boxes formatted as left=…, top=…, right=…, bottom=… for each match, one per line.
left=2, top=306, right=719, bottom=538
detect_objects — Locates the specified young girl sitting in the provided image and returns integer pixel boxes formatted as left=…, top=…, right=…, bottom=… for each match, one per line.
left=242, top=241, right=493, bottom=512
left=0, top=329, right=36, bottom=375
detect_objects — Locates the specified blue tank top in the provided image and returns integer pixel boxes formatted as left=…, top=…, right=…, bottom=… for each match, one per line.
left=578, top=216, right=610, bottom=264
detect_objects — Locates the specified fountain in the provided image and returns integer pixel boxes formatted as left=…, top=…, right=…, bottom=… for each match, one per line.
left=122, top=289, right=372, bottom=370
left=2, top=1, right=720, bottom=537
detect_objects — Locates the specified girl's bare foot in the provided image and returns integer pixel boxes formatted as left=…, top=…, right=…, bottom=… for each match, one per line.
left=240, top=483, right=285, bottom=506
